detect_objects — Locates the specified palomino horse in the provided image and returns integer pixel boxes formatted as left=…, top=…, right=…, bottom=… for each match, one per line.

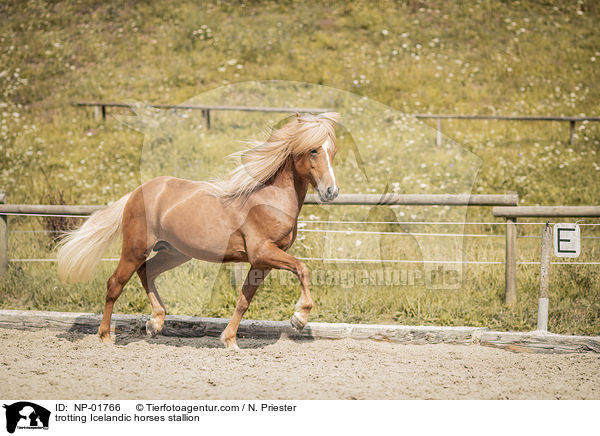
left=57, top=112, right=340, bottom=349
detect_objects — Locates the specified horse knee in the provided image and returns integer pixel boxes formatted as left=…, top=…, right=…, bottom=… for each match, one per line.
left=297, top=262, right=310, bottom=284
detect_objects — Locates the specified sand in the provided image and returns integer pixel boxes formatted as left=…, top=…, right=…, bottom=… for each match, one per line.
left=0, top=328, right=598, bottom=400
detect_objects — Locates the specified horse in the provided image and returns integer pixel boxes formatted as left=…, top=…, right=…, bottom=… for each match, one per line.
left=57, top=112, right=341, bottom=349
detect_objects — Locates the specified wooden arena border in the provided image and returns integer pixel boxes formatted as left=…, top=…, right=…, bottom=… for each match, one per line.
left=0, top=310, right=598, bottom=354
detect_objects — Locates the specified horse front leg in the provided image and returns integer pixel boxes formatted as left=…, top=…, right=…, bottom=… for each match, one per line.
left=220, top=267, right=271, bottom=350
left=250, top=243, right=313, bottom=331
left=290, top=264, right=313, bottom=331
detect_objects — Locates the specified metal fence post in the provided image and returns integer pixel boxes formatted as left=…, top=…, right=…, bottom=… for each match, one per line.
left=537, top=223, right=552, bottom=331
left=0, top=190, right=7, bottom=277
left=436, top=118, right=442, bottom=146
left=505, top=216, right=517, bottom=305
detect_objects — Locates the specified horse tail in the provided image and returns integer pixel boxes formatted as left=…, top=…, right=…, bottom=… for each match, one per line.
left=57, top=193, right=131, bottom=283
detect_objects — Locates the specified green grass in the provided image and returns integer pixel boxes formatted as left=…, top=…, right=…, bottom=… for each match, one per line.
left=1, top=0, right=599, bottom=335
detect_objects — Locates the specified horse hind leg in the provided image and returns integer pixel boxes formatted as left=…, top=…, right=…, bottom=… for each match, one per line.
left=137, top=248, right=190, bottom=337
left=98, top=255, right=146, bottom=343
left=98, top=218, right=154, bottom=343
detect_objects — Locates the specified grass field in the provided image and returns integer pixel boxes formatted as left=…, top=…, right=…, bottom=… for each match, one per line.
left=0, top=0, right=599, bottom=334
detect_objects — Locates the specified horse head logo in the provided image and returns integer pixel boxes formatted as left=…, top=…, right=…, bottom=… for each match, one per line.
left=3, top=402, right=50, bottom=433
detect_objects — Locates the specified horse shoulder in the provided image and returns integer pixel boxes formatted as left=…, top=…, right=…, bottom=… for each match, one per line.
left=241, top=202, right=298, bottom=255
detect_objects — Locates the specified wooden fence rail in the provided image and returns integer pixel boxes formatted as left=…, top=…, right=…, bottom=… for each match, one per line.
left=305, top=193, right=518, bottom=206
left=73, top=101, right=600, bottom=144
left=493, top=206, right=600, bottom=218
left=73, top=102, right=333, bottom=129
left=0, top=193, right=518, bottom=216
left=414, top=114, right=600, bottom=146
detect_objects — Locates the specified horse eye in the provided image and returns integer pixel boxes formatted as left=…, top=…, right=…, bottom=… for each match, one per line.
left=310, top=149, right=318, bottom=155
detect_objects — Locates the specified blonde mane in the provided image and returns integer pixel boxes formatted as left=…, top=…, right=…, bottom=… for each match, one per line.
left=205, top=112, right=340, bottom=200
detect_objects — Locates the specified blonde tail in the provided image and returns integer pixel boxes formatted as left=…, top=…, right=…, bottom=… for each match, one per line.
left=57, top=193, right=131, bottom=283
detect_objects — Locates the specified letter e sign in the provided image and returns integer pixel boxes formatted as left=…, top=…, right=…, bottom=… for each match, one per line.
left=553, top=223, right=580, bottom=258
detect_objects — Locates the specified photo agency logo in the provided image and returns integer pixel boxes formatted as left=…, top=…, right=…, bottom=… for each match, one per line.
left=119, top=80, right=481, bottom=292
left=2, top=402, right=50, bottom=433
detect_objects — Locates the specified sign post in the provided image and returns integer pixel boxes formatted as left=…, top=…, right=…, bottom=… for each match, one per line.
left=537, top=223, right=552, bottom=332
left=536, top=223, right=581, bottom=333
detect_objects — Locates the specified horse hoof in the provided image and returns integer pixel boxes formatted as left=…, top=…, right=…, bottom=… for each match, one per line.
left=290, top=312, right=306, bottom=331
left=219, top=332, right=240, bottom=350
left=99, top=334, right=113, bottom=344
left=146, top=319, right=162, bottom=338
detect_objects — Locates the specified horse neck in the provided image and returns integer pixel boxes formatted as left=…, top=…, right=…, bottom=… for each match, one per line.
left=272, top=155, right=309, bottom=212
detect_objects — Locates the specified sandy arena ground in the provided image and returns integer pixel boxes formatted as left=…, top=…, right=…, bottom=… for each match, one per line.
left=0, top=328, right=599, bottom=400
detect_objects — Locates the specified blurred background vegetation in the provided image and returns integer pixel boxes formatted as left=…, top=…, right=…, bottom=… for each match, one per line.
left=0, top=0, right=598, bottom=334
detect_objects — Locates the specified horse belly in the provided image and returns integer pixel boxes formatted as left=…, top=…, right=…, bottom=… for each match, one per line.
left=161, top=215, right=245, bottom=262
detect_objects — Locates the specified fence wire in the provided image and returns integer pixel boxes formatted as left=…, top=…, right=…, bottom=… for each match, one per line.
left=5, top=214, right=600, bottom=266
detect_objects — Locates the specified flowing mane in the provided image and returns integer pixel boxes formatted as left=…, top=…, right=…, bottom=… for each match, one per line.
left=205, top=112, right=340, bottom=200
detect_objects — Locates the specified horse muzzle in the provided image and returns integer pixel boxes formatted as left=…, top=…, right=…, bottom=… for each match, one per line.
left=318, top=186, right=339, bottom=202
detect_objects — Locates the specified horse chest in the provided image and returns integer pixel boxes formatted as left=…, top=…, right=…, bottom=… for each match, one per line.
left=252, top=206, right=298, bottom=251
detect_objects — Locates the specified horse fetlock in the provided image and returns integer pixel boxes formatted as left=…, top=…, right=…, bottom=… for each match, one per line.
left=295, top=300, right=313, bottom=315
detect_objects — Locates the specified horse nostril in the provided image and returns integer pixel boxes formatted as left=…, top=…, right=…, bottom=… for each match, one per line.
left=326, top=187, right=334, bottom=197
